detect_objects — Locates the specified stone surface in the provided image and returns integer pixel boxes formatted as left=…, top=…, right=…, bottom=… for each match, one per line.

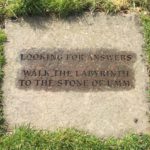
left=3, top=13, right=150, bottom=137
left=18, top=49, right=136, bottom=91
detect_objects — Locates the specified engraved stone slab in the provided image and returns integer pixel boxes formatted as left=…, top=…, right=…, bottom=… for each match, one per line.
left=17, top=49, right=136, bottom=91
left=3, top=13, right=150, bottom=137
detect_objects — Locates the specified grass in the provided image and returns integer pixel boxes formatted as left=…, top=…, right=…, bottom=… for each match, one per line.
left=2, top=0, right=117, bottom=17
left=141, top=14, right=150, bottom=121
left=1, top=0, right=150, bottom=19
left=0, top=30, right=6, bottom=137
left=0, top=0, right=150, bottom=149
left=0, top=0, right=149, bottom=18
left=141, top=14, right=150, bottom=63
left=0, top=126, right=150, bottom=150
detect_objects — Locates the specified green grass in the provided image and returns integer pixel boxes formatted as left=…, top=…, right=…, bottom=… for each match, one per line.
left=0, top=30, right=6, bottom=137
left=0, top=126, right=150, bottom=150
left=6, top=0, right=117, bottom=17
left=15, top=0, right=94, bottom=16
left=0, top=0, right=150, bottom=18
left=1, top=0, right=149, bottom=18
left=2, top=0, right=117, bottom=17
left=141, top=14, right=150, bottom=118
left=141, top=15, right=150, bottom=63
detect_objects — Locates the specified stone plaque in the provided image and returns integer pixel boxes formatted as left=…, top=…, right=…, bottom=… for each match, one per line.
left=17, top=48, right=136, bottom=91
left=4, top=14, right=150, bottom=138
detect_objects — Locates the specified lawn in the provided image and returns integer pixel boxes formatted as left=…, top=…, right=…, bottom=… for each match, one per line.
left=0, top=0, right=150, bottom=149
left=0, top=29, right=6, bottom=137
left=0, top=0, right=149, bottom=17
left=1, top=126, right=150, bottom=150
